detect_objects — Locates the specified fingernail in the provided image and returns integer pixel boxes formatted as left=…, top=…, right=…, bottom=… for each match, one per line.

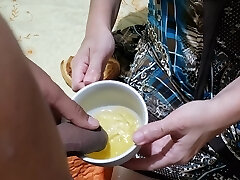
left=133, top=132, right=144, bottom=145
left=88, top=117, right=99, bottom=127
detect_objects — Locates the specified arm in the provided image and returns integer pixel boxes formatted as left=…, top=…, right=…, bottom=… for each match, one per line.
left=124, top=77, right=240, bottom=170
left=71, top=0, right=121, bottom=91
left=210, top=77, right=240, bottom=130
left=86, top=0, right=121, bottom=32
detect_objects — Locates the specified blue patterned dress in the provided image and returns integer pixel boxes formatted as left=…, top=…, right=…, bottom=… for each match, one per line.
left=114, top=0, right=240, bottom=179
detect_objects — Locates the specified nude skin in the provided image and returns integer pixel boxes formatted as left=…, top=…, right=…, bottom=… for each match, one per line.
left=0, top=15, right=71, bottom=179
left=0, top=15, right=107, bottom=179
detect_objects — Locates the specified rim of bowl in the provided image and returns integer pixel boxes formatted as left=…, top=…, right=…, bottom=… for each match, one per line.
left=82, top=144, right=139, bottom=164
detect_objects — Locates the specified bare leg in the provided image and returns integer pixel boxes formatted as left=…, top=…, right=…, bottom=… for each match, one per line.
left=0, top=16, right=71, bottom=179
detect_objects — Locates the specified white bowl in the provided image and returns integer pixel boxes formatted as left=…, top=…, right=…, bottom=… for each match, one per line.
left=72, top=80, right=148, bottom=166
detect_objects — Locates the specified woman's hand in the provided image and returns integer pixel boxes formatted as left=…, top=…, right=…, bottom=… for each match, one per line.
left=71, top=27, right=115, bottom=91
left=124, top=100, right=226, bottom=170
left=27, top=59, right=99, bottom=130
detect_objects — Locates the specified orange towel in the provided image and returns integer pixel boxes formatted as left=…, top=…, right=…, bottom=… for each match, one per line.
left=67, top=156, right=113, bottom=180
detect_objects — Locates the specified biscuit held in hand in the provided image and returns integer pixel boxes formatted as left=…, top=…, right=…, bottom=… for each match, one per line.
left=60, top=56, right=120, bottom=88
left=103, top=57, right=121, bottom=80
left=60, top=56, right=73, bottom=87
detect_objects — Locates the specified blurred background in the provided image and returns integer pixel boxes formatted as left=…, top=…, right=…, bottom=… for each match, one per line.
left=0, top=0, right=147, bottom=96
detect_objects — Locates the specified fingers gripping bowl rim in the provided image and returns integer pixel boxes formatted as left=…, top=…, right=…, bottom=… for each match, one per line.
left=72, top=80, right=148, bottom=166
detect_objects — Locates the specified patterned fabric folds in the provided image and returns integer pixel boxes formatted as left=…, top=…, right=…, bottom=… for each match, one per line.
left=113, top=0, right=240, bottom=179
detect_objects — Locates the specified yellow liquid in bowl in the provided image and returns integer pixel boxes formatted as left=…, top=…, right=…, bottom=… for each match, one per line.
left=87, top=106, right=140, bottom=159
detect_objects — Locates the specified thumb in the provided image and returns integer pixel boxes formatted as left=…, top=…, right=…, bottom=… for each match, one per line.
left=133, top=118, right=172, bottom=145
left=83, top=53, right=106, bottom=85
left=71, top=46, right=90, bottom=91
left=53, top=90, right=99, bottom=130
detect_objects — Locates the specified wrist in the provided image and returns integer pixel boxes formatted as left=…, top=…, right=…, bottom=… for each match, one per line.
left=209, top=95, right=240, bottom=131
left=85, top=25, right=112, bottom=40
left=86, top=10, right=112, bottom=32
